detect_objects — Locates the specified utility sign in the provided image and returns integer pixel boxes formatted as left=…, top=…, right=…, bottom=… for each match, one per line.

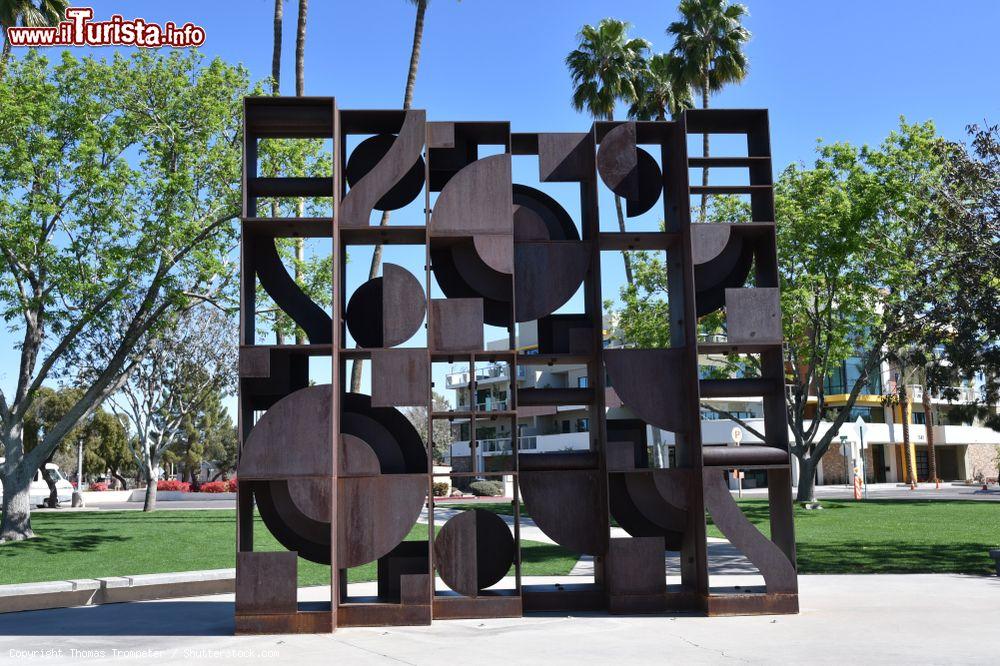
left=731, top=427, right=743, bottom=444
left=854, top=416, right=868, bottom=449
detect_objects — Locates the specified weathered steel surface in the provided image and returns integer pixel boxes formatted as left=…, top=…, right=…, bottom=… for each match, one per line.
left=431, top=593, right=522, bottom=620
left=691, top=223, right=732, bottom=265
left=344, top=134, right=425, bottom=211
left=377, top=541, right=429, bottom=602
left=538, top=132, right=593, bottom=183
left=371, top=349, right=429, bottom=407
left=606, top=537, right=667, bottom=614
left=701, top=445, right=789, bottom=467
left=604, top=349, right=689, bottom=433
left=725, top=287, right=783, bottom=344
left=341, top=109, right=426, bottom=226
left=338, top=474, right=427, bottom=569
left=253, top=239, right=333, bottom=344
left=430, top=154, right=513, bottom=237
left=514, top=242, right=590, bottom=322
left=239, top=385, right=332, bottom=479
left=434, top=509, right=515, bottom=597
left=596, top=122, right=638, bottom=199
left=703, top=469, right=797, bottom=594
left=339, top=434, right=381, bottom=477
left=430, top=298, right=484, bottom=352
left=235, top=551, right=298, bottom=615
left=382, top=263, right=427, bottom=347
left=519, top=469, right=608, bottom=555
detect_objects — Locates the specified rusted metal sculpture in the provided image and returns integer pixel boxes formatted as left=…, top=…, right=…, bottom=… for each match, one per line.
left=237, top=98, right=797, bottom=634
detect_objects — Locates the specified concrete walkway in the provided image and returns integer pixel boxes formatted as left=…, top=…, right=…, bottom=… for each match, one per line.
left=0, top=574, right=997, bottom=664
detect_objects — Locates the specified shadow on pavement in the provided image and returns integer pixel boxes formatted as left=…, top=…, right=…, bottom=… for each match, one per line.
left=0, top=600, right=234, bottom=636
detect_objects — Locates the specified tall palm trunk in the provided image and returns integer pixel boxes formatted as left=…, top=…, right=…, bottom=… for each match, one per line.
left=699, top=74, right=710, bottom=223
left=922, top=382, right=937, bottom=483
left=351, top=0, right=427, bottom=391
left=1, top=39, right=11, bottom=77
left=899, top=379, right=916, bottom=487
left=613, top=195, right=633, bottom=284
left=271, top=0, right=283, bottom=95
left=294, top=0, right=308, bottom=344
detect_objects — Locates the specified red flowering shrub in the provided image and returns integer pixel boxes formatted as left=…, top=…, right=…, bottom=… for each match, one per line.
left=226, top=477, right=237, bottom=492
left=89, top=482, right=109, bottom=492
left=156, top=479, right=191, bottom=492
left=199, top=481, right=229, bottom=493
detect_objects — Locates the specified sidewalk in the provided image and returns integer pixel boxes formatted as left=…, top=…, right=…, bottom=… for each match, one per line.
left=0, top=574, right=997, bottom=664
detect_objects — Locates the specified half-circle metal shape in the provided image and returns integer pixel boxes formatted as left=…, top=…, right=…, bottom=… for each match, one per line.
left=603, top=349, right=689, bottom=433
left=703, top=468, right=797, bottom=593
left=239, top=384, right=332, bottom=480
left=695, top=242, right=754, bottom=317
left=430, top=154, right=513, bottom=237
left=253, top=240, right=332, bottom=345
left=607, top=474, right=681, bottom=549
left=691, top=224, right=733, bottom=265
left=514, top=241, right=590, bottom=322
left=430, top=242, right=510, bottom=327
left=451, top=240, right=512, bottom=303
left=597, top=122, right=638, bottom=199
left=344, top=133, right=425, bottom=211
left=346, top=264, right=427, bottom=348
left=340, top=410, right=406, bottom=474
left=512, top=185, right=579, bottom=241
left=342, top=392, right=428, bottom=474
left=434, top=509, right=515, bottom=596
left=287, top=477, right=332, bottom=523
left=254, top=479, right=330, bottom=564
left=341, top=110, right=426, bottom=227
left=519, top=469, right=608, bottom=555
left=339, top=474, right=427, bottom=569
left=625, top=148, right=663, bottom=218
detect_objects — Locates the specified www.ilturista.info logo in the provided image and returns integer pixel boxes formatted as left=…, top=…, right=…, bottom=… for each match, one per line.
left=5, top=7, right=206, bottom=48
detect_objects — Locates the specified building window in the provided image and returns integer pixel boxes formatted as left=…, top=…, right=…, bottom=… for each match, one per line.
left=576, top=418, right=589, bottom=432
left=912, top=411, right=926, bottom=425
left=561, top=420, right=571, bottom=434
left=577, top=376, right=589, bottom=388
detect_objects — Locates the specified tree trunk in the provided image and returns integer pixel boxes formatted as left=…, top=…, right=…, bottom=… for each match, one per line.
left=40, top=457, right=59, bottom=509
left=794, top=455, right=817, bottom=502
left=111, top=469, right=128, bottom=490
left=0, top=39, right=11, bottom=78
left=350, top=0, right=427, bottom=393
left=699, top=78, right=710, bottom=223
left=0, top=466, right=35, bottom=541
left=295, top=0, right=307, bottom=96
left=614, top=195, right=634, bottom=284
left=143, top=476, right=157, bottom=512
left=271, top=0, right=283, bottom=95
left=899, top=381, right=915, bottom=486
left=922, top=383, right=937, bottom=483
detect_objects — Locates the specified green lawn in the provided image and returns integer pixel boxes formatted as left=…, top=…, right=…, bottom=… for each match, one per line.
left=0, top=510, right=578, bottom=586
left=445, top=499, right=1000, bottom=575
left=2, top=500, right=996, bottom=585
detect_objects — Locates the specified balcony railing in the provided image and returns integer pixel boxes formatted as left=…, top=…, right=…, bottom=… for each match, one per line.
left=445, top=363, right=510, bottom=388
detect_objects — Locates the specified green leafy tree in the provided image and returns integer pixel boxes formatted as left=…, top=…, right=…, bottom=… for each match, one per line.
left=402, top=391, right=452, bottom=464
left=567, top=18, right=650, bottom=285
left=611, top=120, right=975, bottom=501
left=0, top=50, right=251, bottom=540
left=164, top=388, right=237, bottom=486
left=0, top=0, right=67, bottom=73
left=109, top=306, right=237, bottom=511
left=667, top=0, right=750, bottom=221
left=83, top=410, right=132, bottom=489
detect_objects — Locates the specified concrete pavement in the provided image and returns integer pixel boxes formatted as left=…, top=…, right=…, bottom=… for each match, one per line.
left=0, top=574, right=997, bottom=664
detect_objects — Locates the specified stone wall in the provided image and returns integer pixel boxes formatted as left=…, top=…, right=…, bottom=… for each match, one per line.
left=819, top=445, right=875, bottom=485
left=965, top=444, right=999, bottom=482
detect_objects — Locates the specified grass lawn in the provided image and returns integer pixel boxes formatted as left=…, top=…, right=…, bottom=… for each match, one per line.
left=0, top=510, right=578, bottom=587
left=444, top=499, right=1000, bottom=575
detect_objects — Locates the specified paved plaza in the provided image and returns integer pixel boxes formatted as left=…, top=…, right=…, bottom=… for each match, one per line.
left=0, top=574, right=997, bottom=664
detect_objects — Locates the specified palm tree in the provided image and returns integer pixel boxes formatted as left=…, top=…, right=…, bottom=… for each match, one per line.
left=566, top=18, right=650, bottom=284
left=628, top=52, right=693, bottom=121
left=667, top=0, right=750, bottom=222
left=0, top=0, right=68, bottom=74
left=293, top=0, right=308, bottom=343
left=350, top=0, right=429, bottom=392
left=271, top=0, right=283, bottom=95
left=921, top=377, right=937, bottom=484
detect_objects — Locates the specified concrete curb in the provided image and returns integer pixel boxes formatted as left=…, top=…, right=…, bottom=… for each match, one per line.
left=0, top=569, right=235, bottom=614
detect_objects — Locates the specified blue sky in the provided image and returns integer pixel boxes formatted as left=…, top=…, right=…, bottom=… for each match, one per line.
left=2, top=0, right=998, bottom=407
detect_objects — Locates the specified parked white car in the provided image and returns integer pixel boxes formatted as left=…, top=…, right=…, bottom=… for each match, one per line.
left=0, top=460, right=74, bottom=507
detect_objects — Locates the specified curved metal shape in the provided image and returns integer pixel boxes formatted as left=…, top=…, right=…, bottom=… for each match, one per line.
left=597, top=122, right=638, bottom=199
left=703, top=469, right=797, bottom=593
left=239, top=385, right=332, bottom=480
left=344, top=133, right=425, bottom=211
left=382, top=263, right=427, bottom=347
left=255, top=479, right=330, bottom=564
left=623, top=473, right=687, bottom=548
left=339, top=474, right=426, bottom=569
left=288, top=477, right=333, bottom=523
left=253, top=240, right=332, bottom=344
left=624, top=148, right=662, bottom=218
left=473, top=234, right=514, bottom=275
left=341, top=110, right=426, bottom=227
left=434, top=509, right=515, bottom=596
left=451, top=239, right=512, bottom=303
left=695, top=243, right=754, bottom=317
left=512, top=185, right=579, bottom=241
left=429, top=244, right=510, bottom=327
left=343, top=392, right=428, bottom=474
left=603, top=349, right=689, bottom=433
left=430, top=154, right=513, bottom=237
left=345, top=277, right=384, bottom=348
left=691, top=224, right=733, bottom=265
left=514, top=241, right=590, bottom=322
left=608, top=473, right=677, bottom=545
left=519, top=469, right=608, bottom=556
left=339, top=433, right=381, bottom=476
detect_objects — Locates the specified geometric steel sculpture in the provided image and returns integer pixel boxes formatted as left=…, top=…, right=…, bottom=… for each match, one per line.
left=237, top=98, right=797, bottom=633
